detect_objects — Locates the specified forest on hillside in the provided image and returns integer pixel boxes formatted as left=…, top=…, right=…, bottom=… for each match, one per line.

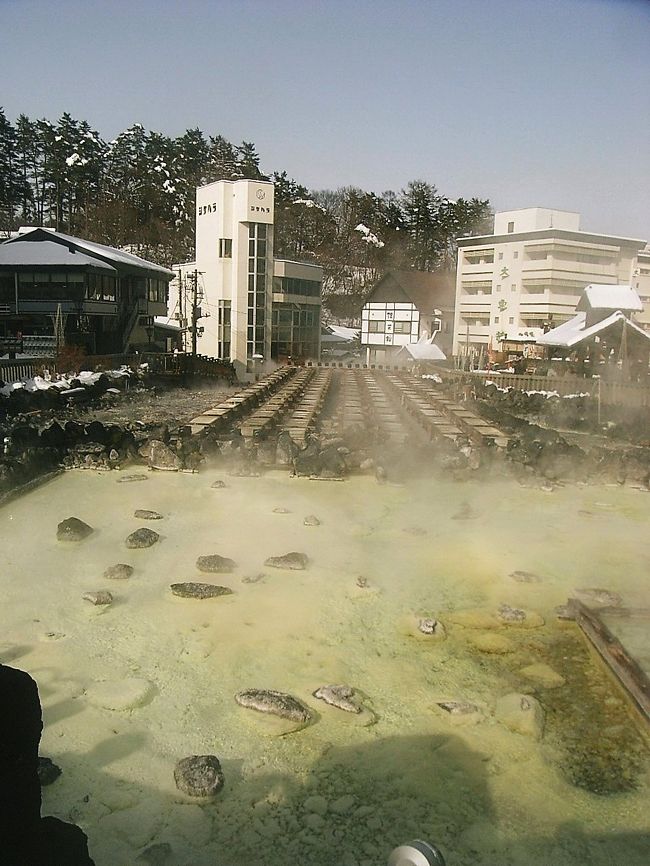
left=0, top=110, right=492, bottom=318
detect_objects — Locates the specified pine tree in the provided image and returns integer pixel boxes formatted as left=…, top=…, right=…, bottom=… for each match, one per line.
left=0, top=108, right=22, bottom=232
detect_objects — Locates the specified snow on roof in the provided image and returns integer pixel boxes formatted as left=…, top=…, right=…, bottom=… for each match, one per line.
left=397, top=341, right=446, bottom=361
left=576, top=284, right=642, bottom=313
left=502, top=327, right=543, bottom=343
left=325, top=324, right=359, bottom=342
left=9, top=228, right=173, bottom=277
left=537, top=310, right=650, bottom=348
left=0, top=239, right=116, bottom=271
left=154, top=316, right=180, bottom=331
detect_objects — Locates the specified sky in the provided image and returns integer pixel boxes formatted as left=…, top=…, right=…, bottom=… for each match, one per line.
left=1, top=0, right=649, bottom=238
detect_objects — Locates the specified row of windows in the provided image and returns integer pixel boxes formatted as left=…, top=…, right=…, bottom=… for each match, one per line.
left=366, top=320, right=413, bottom=334
left=9, top=271, right=117, bottom=302
left=246, top=224, right=268, bottom=357
left=271, top=307, right=317, bottom=327
left=272, top=276, right=321, bottom=298
left=147, top=279, right=167, bottom=303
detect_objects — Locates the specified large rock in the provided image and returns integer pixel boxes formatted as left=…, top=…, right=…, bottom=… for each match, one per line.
left=196, top=554, right=236, bottom=573
left=125, top=528, right=160, bottom=549
left=495, top=693, right=545, bottom=739
left=174, top=755, right=224, bottom=797
left=148, top=440, right=181, bottom=472
left=234, top=688, right=312, bottom=723
left=134, top=509, right=163, bottom=520
left=82, top=591, right=113, bottom=606
left=57, top=517, right=94, bottom=542
left=519, top=663, right=566, bottom=689
left=171, top=583, right=233, bottom=599
left=313, top=684, right=361, bottom=714
left=264, top=552, right=308, bottom=570
left=103, top=563, right=134, bottom=580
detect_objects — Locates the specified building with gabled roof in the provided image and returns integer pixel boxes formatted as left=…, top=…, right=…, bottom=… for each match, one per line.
left=0, top=227, right=173, bottom=355
left=360, top=269, right=454, bottom=365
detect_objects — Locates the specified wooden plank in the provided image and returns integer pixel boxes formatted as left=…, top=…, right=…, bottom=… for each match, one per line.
left=568, top=598, right=650, bottom=726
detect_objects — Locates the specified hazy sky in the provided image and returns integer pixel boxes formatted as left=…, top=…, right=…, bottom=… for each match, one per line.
left=1, top=0, right=649, bottom=238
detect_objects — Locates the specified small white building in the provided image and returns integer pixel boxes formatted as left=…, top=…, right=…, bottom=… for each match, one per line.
left=360, top=270, right=454, bottom=365
left=169, top=180, right=322, bottom=376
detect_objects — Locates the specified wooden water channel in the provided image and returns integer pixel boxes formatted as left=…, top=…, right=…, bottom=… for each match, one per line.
left=188, top=365, right=512, bottom=452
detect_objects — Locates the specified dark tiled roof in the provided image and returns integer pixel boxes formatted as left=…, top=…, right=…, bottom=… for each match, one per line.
left=367, top=270, right=455, bottom=312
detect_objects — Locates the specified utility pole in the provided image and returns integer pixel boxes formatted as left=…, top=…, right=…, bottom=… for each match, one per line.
left=191, top=268, right=199, bottom=361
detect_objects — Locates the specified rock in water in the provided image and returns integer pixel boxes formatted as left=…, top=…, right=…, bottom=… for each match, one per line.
left=196, top=554, right=236, bottom=573
left=104, top=563, right=134, bottom=580
left=264, top=552, right=308, bottom=570
left=116, top=473, right=148, bottom=483
left=148, top=440, right=181, bottom=471
left=495, top=693, right=545, bottom=740
left=313, top=684, right=361, bottom=714
left=510, top=570, right=542, bottom=583
left=303, top=515, right=321, bottom=526
left=126, top=528, right=160, bottom=549
left=174, top=755, right=224, bottom=797
left=83, top=591, right=113, bottom=606
left=56, top=517, right=94, bottom=542
left=211, top=480, right=226, bottom=489
left=437, top=701, right=480, bottom=716
left=235, top=688, right=312, bottom=722
left=134, top=509, right=163, bottom=520
left=573, top=587, right=622, bottom=607
left=418, top=618, right=446, bottom=637
left=37, top=756, right=62, bottom=786
left=498, top=604, right=527, bottom=623
left=273, top=507, right=290, bottom=514
left=171, top=583, right=233, bottom=599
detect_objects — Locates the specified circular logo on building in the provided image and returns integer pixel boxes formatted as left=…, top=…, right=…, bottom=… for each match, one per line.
left=256, top=189, right=266, bottom=200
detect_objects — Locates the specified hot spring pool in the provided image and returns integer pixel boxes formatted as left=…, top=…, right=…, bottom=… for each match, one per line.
left=1, top=468, right=649, bottom=865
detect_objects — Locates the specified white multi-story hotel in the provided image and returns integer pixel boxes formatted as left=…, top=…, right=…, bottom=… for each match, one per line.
left=169, top=179, right=322, bottom=376
left=453, top=208, right=647, bottom=356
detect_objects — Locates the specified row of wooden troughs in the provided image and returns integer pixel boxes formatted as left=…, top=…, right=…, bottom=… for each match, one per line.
left=188, top=365, right=510, bottom=453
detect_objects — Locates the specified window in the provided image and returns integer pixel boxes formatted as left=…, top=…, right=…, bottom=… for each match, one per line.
left=368, top=320, right=385, bottom=333
left=393, top=321, right=411, bottom=334
left=509, top=317, right=514, bottom=324
left=513, top=251, right=519, bottom=259
left=511, top=284, right=517, bottom=292
left=494, top=316, right=500, bottom=324
left=498, top=252, right=503, bottom=260
left=507, top=221, right=515, bottom=233
left=496, top=284, right=501, bottom=292
left=218, top=238, right=232, bottom=258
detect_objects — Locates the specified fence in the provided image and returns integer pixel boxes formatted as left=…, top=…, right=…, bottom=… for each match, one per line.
left=432, top=368, right=650, bottom=410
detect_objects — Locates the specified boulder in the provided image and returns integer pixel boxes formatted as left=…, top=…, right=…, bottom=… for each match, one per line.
left=116, top=473, right=148, bottom=484
left=82, top=591, right=113, bottom=606
left=134, top=509, right=163, bottom=520
left=174, top=755, right=224, bottom=798
left=303, top=515, right=321, bottom=526
left=196, top=554, right=236, bottom=573
left=264, top=552, right=308, bottom=570
left=211, top=480, right=227, bottom=489
left=103, top=563, right=133, bottom=580
left=148, top=440, right=181, bottom=471
left=170, top=583, right=233, bottom=599
left=57, top=517, right=94, bottom=542
left=495, top=693, right=545, bottom=739
left=125, top=528, right=160, bottom=549
left=418, top=618, right=446, bottom=637
left=234, top=688, right=312, bottom=723
left=37, top=757, right=62, bottom=786
left=313, top=684, right=361, bottom=714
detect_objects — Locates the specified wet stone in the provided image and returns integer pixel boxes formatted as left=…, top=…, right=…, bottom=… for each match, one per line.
left=171, top=582, right=233, bottom=599
left=242, top=573, right=265, bottom=584
left=83, top=590, right=113, bottom=606
left=519, top=663, right=566, bottom=689
left=498, top=604, right=527, bottom=623
left=418, top=618, right=445, bottom=637
left=235, top=688, right=312, bottom=723
left=104, top=563, right=134, bottom=580
left=196, top=554, right=236, bottom=573
left=57, top=517, right=94, bottom=542
left=313, top=684, right=361, bottom=714
left=38, top=756, right=62, bottom=786
left=126, top=528, right=160, bottom=549
left=573, top=587, right=622, bottom=607
left=116, top=473, right=148, bottom=483
left=303, top=515, right=321, bottom=526
left=471, top=633, right=515, bottom=654
left=264, top=552, right=308, bottom=570
left=437, top=701, right=480, bottom=716
left=273, top=507, right=290, bottom=514
left=510, top=570, right=542, bottom=583
left=134, top=509, right=163, bottom=520
left=174, top=755, right=224, bottom=798
left=148, top=440, right=181, bottom=471
left=210, top=480, right=226, bottom=489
